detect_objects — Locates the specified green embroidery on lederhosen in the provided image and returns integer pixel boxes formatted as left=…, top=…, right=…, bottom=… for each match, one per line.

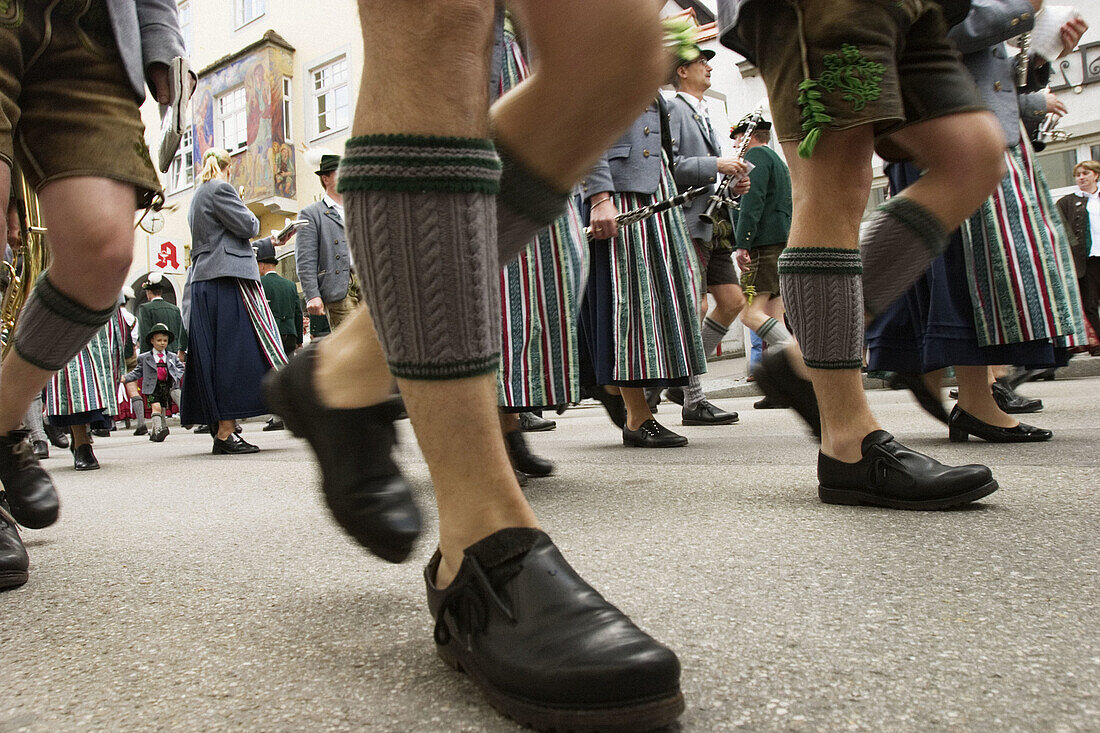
left=797, top=44, right=886, bottom=158
left=0, top=0, right=23, bottom=29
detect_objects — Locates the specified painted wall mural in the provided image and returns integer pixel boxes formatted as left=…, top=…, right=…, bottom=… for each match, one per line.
left=193, top=42, right=296, bottom=202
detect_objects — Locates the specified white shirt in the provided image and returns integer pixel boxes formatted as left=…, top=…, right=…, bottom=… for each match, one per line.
left=323, top=194, right=344, bottom=222
left=677, top=92, right=714, bottom=138
left=1081, top=189, right=1100, bottom=258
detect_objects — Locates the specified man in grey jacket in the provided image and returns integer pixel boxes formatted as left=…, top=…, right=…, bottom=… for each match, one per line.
left=0, top=0, right=190, bottom=589
left=297, top=154, right=358, bottom=329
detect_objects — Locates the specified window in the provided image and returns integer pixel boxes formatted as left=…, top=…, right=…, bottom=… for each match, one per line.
left=311, top=56, right=349, bottom=139
left=236, top=0, right=265, bottom=27
left=861, top=183, right=888, bottom=221
left=168, top=124, right=194, bottom=193
left=282, top=77, right=293, bottom=143
left=1035, top=149, right=1079, bottom=190
left=216, top=86, right=248, bottom=154
left=178, top=1, right=192, bottom=56
left=1090, top=144, right=1100, bottom=163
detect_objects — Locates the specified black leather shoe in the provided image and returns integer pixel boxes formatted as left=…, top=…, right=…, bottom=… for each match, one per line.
left=150, top=424, right=170, bottom=443
left=0, top=430, right=59, bottom=528
left=585, top=387, right=626, bottom=429
left=948, top=405, right=1052, bottom=443
left=32, top=440, right=48, bottom=460
left=192, top=424, right=208, bottom=434
left=91, top=428, right=111, bottom=438
left=681, top=400, right=738, bottom=426
left=426, top=528, right=684, bottom=732
left=133, top=424, right=149, bottom=437
left=518, top=412, right=556, bottom=432
left=818, top=430, right=998, bottom=510
left=663, top=386, right=685, bottom=406
left=514, top=469, right=529, bottom=488
left=43, top=424, right=68, bottom=450
left=0, top=493, right=29, bottom=590
left=72, top=443, right=99, bottom=471
left=889, top=372, right=950, bottom=425
left=263, top=342, right=421, bottom=563
left=991, top=380, right=1043, bottom=414
left=753, top=395, right=788, bottom=409
left=211, top=433, right=259, bottom=455
left=505, top=431, right=554, bottom=477
left=262, top=417, right=286, bottom=432
left=644, top=387, right=661, bottom=413
left=752, top=346, right=821, bottom=438
left=623, top=419, right=688, bottom=448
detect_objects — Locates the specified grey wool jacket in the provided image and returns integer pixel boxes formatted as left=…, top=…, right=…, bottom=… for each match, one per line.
left=107, top=0, right=188, bottom=102
left=295, top=199, right=351, bottom=304
left=187, top=180, right=262, bottom=283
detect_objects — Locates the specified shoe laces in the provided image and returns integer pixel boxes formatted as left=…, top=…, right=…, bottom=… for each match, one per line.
left=0, top=500, right=16, bottom=527
left=638, top=421, right=662, bottom=438
left=6, top=434, right=37, bottom=472
left=433, top=555, right=519, bottom=652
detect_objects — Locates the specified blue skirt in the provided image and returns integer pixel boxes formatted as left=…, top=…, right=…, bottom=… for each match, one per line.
left=866, top=163, right=1068, bottom=373
left=180, top=278, right=272, bottom=424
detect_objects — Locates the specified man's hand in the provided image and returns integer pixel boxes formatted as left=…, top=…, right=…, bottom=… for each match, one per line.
left=735, top=249, right=752, bottom=269
left=1044, top=91, right=1067, bottom=116
left=732, top=177, right=751, bottom=196
left=148, top=63, right=197, bottom=106
left=177, top=350, right=186, bottom=363
left=1059, top=17, right=1088, bottom=59
left=306, top=297, right=326, bottom=316
left=716, top=158, right=748, bottom=177
left=588, top=196, right=619, bottom=240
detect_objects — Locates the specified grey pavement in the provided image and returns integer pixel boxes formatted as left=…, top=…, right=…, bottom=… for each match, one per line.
left=3, top=371, right=1099, bottom=732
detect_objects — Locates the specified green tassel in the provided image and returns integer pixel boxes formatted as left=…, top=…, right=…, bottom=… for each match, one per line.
left=797, top=128, right=821, bottom=158
left=663, top=17, right=700, bottom=64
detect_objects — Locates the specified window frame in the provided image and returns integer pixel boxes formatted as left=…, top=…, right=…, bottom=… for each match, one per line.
left=177, top=0, right=192, bottom=57
left=215, top=86, right=249, bottom=155
left=167, top=122, right=195, bottom=194
left=309, top=54, right=350, bottom=142
left=282, top=76, right=293, bottom=143
left=235, top=0, right=266, bottom=29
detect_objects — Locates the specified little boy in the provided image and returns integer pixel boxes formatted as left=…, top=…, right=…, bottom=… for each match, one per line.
left=123, top=324, right=184, bottom=442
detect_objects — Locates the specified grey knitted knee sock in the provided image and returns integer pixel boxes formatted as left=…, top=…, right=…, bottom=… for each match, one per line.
left=23, top=396, right=46, bottom=442
left=14, top=273, right=118, bottom=371
left=756, top=316, right=793, bottom=347
left=339, top=134, right=503, bottom=380
left=131, top=396, right=146, bottom=429
left=496, top=143, right=569, bottom=265
left=778, top=248, right=864, bottom=370
left=860, top=196, right=948, bottom=319
left=700, top=316, right=729, bottom=358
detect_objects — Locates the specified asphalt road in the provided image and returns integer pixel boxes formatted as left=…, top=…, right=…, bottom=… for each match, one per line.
left=3, top=375, right=1098, bottom=732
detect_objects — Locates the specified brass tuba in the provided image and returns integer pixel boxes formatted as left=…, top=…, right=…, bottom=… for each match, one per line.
left=1, top=169, right=50, bottom=357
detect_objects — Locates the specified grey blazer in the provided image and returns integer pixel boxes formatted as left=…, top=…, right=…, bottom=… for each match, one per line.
left=582, top=103, right=665, bottom=200
left=124, top=351, right=184, bottom=395
left=108, top=0, right=188, bottom=102
left=668, top=93, right=723, bottom=241
left=948, top=0, right=1041, bottom=147
left=295, top=199, right=350, bottom=304
left=187, top=180, right=262, bottom=283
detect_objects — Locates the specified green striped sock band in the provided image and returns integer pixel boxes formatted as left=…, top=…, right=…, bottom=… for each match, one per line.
left=338, top=134, right=502, bottom=195
left=877, top=196, right=946, bottom=254
left=777, top=247, right=863, bottom=274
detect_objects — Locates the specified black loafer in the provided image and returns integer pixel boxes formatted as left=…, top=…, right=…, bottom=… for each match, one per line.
left=752, top=347, right=821, bottom=438
left=0, top=493, right=29, bottom=590
left=623, top=419, right=688, bottom=448
left=948, top=405, right=1052, bottom=443
left=753, top=395, right=788, bottom=409
left=426, top=528, right=684, bottom=732
left=644, top=387, right=661, bottom=413
left=505, top=431, right=554, bottom=477
left=32, top=440, right=48, bottom=460
left=0, top=430, right=59, bottom=528
left=150, top=425, right=170, bottom=443
left=43, top=424, right=69, bottom=450
left=263, top=342, right=421, bottom=564
left=211, top=433, right=259, bottom=455
left=584, top=387, right=626, bottom=429
left=889, top=372, right=950, bottom=425
left=91, top=428, right=111, bottom=438
left=681, top=400, right=738, bottom=426
left=72, top=443, right=100, bottom=471
left=991, top=380, right=1043, bottom=414
left=818, top=430, right=998, bottom=510
left=262, top=418, right=285, bottom=432
left=133, top=424, right=149, bottom=437
left=663, top=386, right=685, bottom=406
left=518, top=412, right=556, bottom=432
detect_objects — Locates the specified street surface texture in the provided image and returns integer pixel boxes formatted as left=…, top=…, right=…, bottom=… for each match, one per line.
left=3, top=375, right=1098, bottom=732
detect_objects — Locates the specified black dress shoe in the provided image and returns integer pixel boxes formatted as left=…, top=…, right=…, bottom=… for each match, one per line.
left=32, top=440, right=48, bottom=460
left=518, top=411, right=556, bottom=432
left=623, top=419, right=688, bottom=448
left=644, top=387, right=662, bottom=413
left=752, top=347, right=821, bottom=438
left=0, top=493, right=29, bottom=590
left=947, top=405, right=1052, bottom=443
left=72, top=443, right=100, bottom=471
left=505, top=431, right=554, bottom=477
left=889, top=372, right=950, bottom=425
left=514, top=469, right=529, bottom=488
left=192, top=424, right=208, bottom=434
left=818, top=430, right=998, bottom=510
left=262, top=417, right=286, bottom=432
left=43, top=424, right=69, bottom=450
left=0, top=430, right=59, bottom=528
left=753, top=395, right=788, bottom=409
left=263, top=342, right=421, bottom=563
left=991, top=380, right=1043, bottom=414
left=133, top=424, right=149, bottom=437
left=211, top=433, right=260, bottom=455
left=681, top=400, right=738, bottom=426
left=91, top=428, right=111, bottom=438
left=585, top=387, right=626, bottom=429
left=663, top=386, right=685, bottom=406
left=150, top=424, right=170, bottom=443
left=426, top=528, right=684, bottom=732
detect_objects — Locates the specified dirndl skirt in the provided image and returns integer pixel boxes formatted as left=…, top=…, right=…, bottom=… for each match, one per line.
left=579, top=158, right=706, bottom=387
left=180, top=277, right=287, bottom=425
left=46, top=309, right=127, bottom=425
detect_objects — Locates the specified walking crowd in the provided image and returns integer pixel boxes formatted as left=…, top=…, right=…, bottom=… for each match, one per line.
left=1, top=0, right=1097, bottom=730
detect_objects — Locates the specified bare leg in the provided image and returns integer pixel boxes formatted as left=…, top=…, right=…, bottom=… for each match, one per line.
left=620, top=387, right=656, bottom=431
left=955, top=365, right=1016, bottom=428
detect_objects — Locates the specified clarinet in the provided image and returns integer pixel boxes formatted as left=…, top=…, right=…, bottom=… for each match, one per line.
left=700, top=105, right=765, bottom=226
left=585, top=186, right=710, bottom=241
left=1016, top=32, right=1031, bottom=87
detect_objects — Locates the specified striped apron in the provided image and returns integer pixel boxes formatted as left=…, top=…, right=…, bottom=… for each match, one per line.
left=496, top=26, right=588, bottom=408
left=962, top=133, right=1086, bottom=348
left=238, top=279, right=288, bottom=369
left=46, top=308, right=127, bottom=417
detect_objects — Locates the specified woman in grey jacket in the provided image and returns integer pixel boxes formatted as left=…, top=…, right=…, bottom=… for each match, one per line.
left=180, top=149, right=287, bottom=454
